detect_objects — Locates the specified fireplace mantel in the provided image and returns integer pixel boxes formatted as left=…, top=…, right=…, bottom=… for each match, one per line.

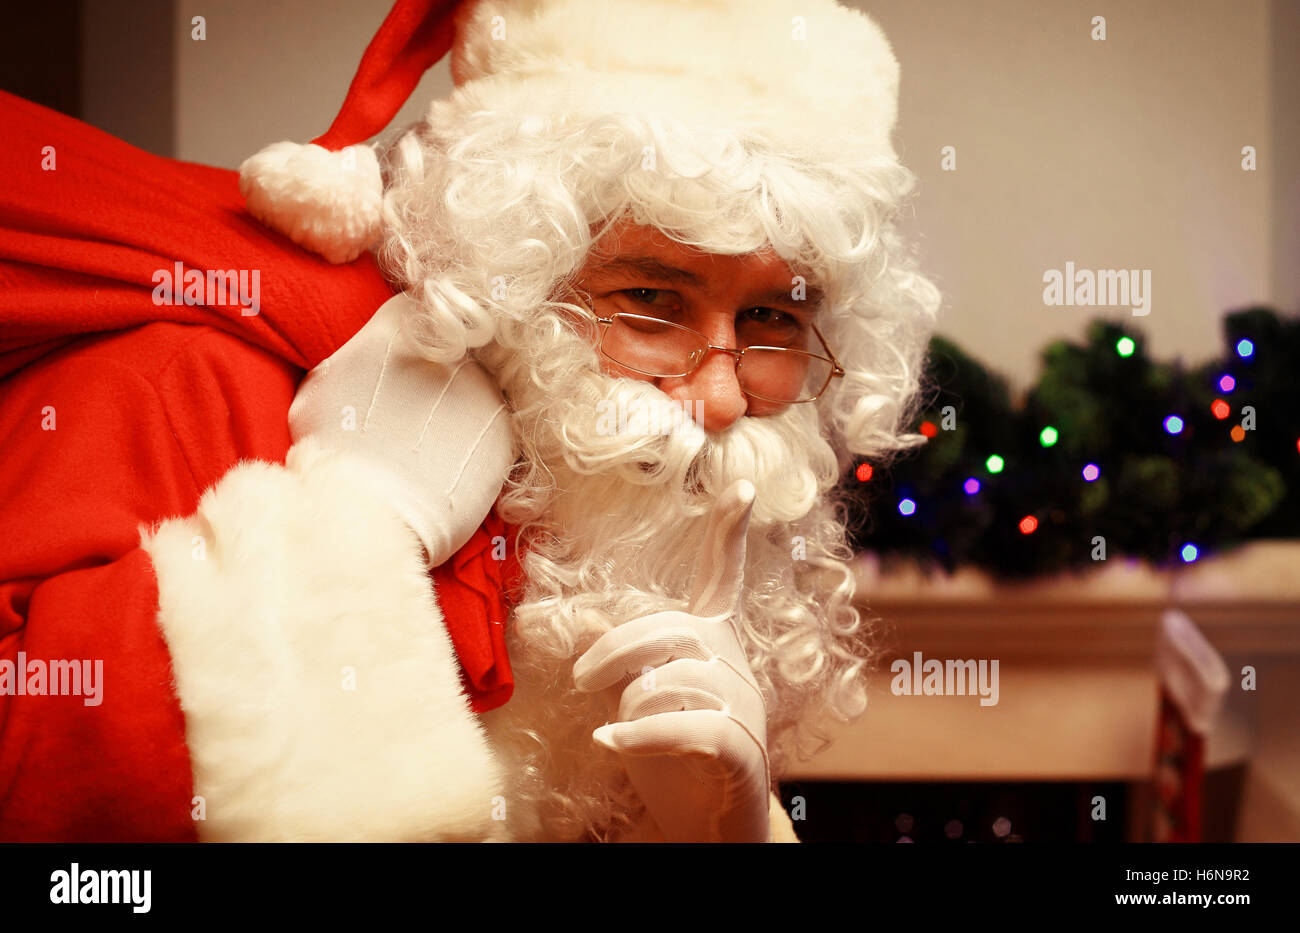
left=785, top=541, right=1300, bottom=789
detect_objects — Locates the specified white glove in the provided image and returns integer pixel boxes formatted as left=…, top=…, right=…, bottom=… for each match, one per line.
left=573, top=479, right=772, bottom=843
left=288, top=293, right=516, bottom=568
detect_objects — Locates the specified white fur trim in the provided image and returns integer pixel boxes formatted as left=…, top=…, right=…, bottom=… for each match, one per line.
left=238, top=142, right=383, bottom=264
left=769, top=791, right=801, bottom=843
left=141, top=438, right=508, bottom=841
left=449, top=0, right=900, bottom=163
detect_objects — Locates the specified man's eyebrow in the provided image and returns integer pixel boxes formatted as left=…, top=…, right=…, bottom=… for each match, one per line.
left=587, top=255, right=824, bottom=309
left=750, top=285, right=825, bottom=311
left=587, top=256, right=706, bottom=289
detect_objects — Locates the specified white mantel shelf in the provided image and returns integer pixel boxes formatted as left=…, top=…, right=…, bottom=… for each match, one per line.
left=784, top=541, right=1300, bottom=784
left=851, top=540, right=1300, bottom=659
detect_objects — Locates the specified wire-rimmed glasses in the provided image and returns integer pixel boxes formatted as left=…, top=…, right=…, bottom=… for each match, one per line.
left=583, top=309, right=845, bottom=404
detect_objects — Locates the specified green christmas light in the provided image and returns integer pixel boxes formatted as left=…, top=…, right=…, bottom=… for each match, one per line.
left=985, top=454, right=1005, bottom=474
left=1039, top=426, right=1059, bottom=447
left=1116, top=336, right=1135, bottom=357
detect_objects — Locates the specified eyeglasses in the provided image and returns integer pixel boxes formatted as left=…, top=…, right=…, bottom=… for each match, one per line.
left=580, top=307, right=845, bottom=404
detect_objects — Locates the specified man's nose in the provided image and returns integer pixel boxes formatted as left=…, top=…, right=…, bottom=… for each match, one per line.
left=657, top=341, right=748, bottom=433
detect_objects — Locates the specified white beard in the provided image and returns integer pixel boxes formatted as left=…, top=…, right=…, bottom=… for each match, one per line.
left=477, top=349, right=843, bottom=842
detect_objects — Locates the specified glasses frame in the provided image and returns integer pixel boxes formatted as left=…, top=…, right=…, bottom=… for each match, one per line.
left=581, top=307, right=845, bottom=404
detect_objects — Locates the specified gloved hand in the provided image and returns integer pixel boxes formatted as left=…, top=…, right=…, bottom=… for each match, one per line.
left=573, top=479, right=772, bottom=843
left=288, top=292, right=517, bottom=568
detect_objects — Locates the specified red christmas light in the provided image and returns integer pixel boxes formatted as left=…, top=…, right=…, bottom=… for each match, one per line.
left=856, top=463, right=874, bottom=482
left=1018, top=515, right=1038, bottom=535
left=919, top=420, right=938, bottom=438
left=1211, top=399, right=1230, bottom=420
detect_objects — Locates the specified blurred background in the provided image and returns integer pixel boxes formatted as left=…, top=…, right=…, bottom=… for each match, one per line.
left=3, top=0, right=1296, bottom=841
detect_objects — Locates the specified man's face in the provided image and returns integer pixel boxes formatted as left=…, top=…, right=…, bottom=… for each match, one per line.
left=566, top=221, right=823, bottom=433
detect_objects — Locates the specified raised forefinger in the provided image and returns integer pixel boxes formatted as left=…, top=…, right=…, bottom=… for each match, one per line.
left=572, top=611, right=711, bottom=694
left=688, top=479, right=755, bottom=620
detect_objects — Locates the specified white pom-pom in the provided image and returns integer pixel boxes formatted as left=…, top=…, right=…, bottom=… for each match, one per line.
left=239, top=142, right=383, bottom=264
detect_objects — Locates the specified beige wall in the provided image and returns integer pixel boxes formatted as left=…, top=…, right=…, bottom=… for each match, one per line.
left=866, top=0, right=1279, bottom=387
left=1269, top=0, right=1300, bottom=315
left=80, top=0, right=1292, bottom=389
left=173, top=0, right=452, bottom=169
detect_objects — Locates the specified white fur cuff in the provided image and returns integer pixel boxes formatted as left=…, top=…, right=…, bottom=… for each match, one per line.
left=141, top=438, right=507, bottom=841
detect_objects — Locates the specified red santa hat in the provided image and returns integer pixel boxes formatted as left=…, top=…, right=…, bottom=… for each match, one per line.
left=239, top=0, right=902, bottom=264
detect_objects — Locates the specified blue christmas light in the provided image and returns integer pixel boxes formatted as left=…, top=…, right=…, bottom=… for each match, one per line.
left=898, top=498, right=917, bottom=516
left=1163, top=415, right=1184, bottom=435
left=1180, top=543, right=1199, bottom=563
left=963, top=477, right=981, bottom=495
left=1218, top=374, right=1235, bottom=392
left=1236, top=338, right=1254, bottom=359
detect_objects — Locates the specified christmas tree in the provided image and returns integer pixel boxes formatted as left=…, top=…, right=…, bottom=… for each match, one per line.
left=845, top=307, right=1299, bottom=579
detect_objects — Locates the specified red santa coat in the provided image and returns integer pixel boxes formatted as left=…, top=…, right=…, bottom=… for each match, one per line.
left=0, top=92, right=519, bottom=841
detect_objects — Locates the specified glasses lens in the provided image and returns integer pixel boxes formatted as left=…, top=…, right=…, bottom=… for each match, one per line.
left=600, top=314, right=834, bottom=403
left=602, top=314, right=706, bottom=377
left=738, top=348, right=834, bottom=403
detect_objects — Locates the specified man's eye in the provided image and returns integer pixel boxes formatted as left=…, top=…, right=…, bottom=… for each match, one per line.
left=739, top=307, right=807, bottom=346
left=623, top=288, right=674, bottom=307
left=744, top=307, right=795, bottom=326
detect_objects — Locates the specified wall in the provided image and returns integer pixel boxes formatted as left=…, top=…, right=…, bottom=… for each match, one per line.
left=173, top=0, right=451, bottom=169
left=867, top=0, right=1280, bottom=387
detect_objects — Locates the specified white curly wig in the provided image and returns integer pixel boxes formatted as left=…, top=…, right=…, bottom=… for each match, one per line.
left=372, top=10, right=940, bottom=841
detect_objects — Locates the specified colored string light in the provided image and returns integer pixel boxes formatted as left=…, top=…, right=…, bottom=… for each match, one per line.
left=1180, top=543, right=1199, bottom=563
left=963, top=477, right=981, bottom=495
left=1163, top=415, right=1184, bottom=435
left=1116, top=337, right=1135, bottom=357
left=1082, top=463, right=1100, bottom=482
left=1231, top=425, right=1246, bottom=443
left=1039, top=426, right=1059, bottom=447
left=1211, top=399, right=1230, bottom=420
left=1018, top=515, right=1038, bottom=534
left=856, top=463, right=874, bottom=482
left=919, top=420, right=938, bottom=438
left=985, top=454, right=1005, bottom=474
left=1236, top=338, right=1254, bottom=359
left=898, top=498, right=916, bottom=516
left=1218, top=374, right=1235, bottom=392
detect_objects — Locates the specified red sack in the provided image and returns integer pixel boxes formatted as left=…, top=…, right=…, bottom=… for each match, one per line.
left=0, top=91, right=517, bottom=839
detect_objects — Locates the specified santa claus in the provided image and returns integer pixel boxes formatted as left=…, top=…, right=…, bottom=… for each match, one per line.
left=0, top=0, right=938, bottom=843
